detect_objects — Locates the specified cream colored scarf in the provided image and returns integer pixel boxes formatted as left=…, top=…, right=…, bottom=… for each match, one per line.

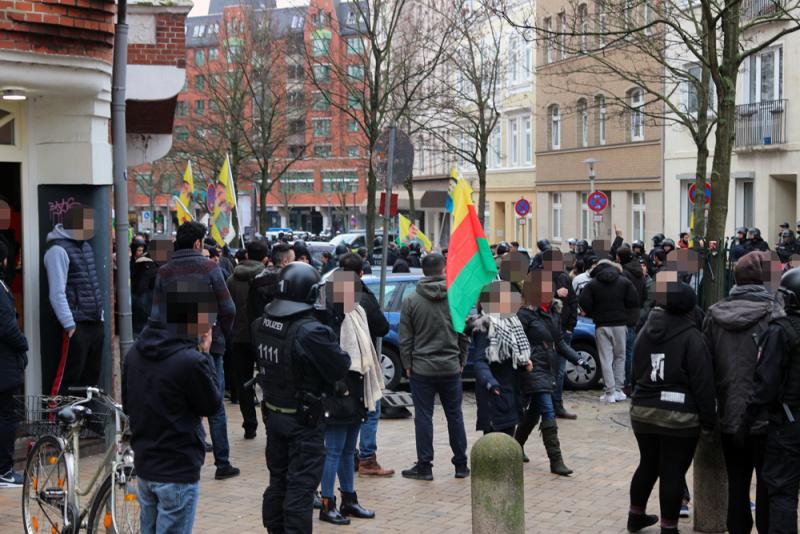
left=340, top=304, right=384, bottom=410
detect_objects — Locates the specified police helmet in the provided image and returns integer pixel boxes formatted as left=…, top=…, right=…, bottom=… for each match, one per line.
left=736, top=226, right=748, bottom=237
left=748, top=227, right=762, bottom=240
left=575, top=239, right=589, bottom=254
left=335, top=244, right=349, bottom=256
left=782, top=230, right=794, bottom=240
left=496, top=241, right=510, bottom=256
left=632, top=240, right=645, bottom=253
left=266, top=262, right=322, bottom=317
left=567, top=238, right=577, bottom=246
left=374, top=236, right=383, bottom=248
left=537, top=239, right=552, bottom=252
left=652, top=233, right=665, bottom=246
left=779, top=267, right=800, bottom=310
left=662, top=238, right=676, bottom=251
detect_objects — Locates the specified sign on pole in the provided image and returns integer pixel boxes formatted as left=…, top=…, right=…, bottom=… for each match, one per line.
left=514, top=197, right=531, bottom=217
left=688, top=182, right=712, bottom=206
left=379, top=192, right=399, bottom=217
left=587, top=191, right=608, bottom=213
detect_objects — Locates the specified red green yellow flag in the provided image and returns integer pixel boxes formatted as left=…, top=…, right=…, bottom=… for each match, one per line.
left=446, top=176, right=497, bottom=333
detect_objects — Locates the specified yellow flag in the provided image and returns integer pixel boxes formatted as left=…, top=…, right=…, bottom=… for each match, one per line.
left=211, top=155, right=237, bottom=246
left=177, top=161, right=194, bottom=225
left=174, top=196, right=193, bottom=224
left=399, top=213, right=432, bottom=252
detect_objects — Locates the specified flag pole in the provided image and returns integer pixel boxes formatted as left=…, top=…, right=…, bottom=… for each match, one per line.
left=376, top=125, right=397, bottom=360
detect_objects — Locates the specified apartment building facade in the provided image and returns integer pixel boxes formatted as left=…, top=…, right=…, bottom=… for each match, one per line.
left=663, top=10, right=800, bottom=242
left=533, top=0, right=663, bottom=247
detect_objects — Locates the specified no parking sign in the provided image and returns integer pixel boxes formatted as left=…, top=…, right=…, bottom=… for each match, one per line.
left=587, top=191, right=608, bottom=213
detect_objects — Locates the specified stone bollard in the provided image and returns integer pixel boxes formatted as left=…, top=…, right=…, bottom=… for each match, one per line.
left=471, top=432, right=525, bottom=534
left=693, top=430, right=728, bottom=532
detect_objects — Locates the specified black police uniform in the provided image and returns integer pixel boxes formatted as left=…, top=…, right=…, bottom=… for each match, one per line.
left=252, top=306, right=350, bottom=533
left=744, top=312, right=800, bottom=534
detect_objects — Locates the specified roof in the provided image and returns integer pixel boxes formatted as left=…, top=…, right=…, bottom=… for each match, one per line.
left=208, top=0, right=273, bottom=15
left=335, top=0, right=368, bottom=36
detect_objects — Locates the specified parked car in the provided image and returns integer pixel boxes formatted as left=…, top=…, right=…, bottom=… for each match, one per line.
left=329, top=230, right=399, bottom=251
left=360, top=273, right=601, bottom=391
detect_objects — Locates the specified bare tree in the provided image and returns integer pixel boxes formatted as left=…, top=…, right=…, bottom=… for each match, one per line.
left=305, top=0, right=453, bottom=255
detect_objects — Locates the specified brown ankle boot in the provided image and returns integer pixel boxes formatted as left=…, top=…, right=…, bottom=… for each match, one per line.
left=357, top=455, right=395, bottom=477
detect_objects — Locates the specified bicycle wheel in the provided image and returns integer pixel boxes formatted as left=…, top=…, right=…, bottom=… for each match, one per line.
left=21, top=435, right=73, bottom=534
left=86, top=466, right=140, bottom=534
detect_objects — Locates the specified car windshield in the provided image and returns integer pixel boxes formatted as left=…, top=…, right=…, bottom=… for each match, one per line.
left=329, top=232, right=364, bottom=247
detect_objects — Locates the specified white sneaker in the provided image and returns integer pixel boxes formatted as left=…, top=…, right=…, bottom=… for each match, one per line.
left=599, top=393, right=617, bottom=404
left=614, top=391, right=627, bottom=402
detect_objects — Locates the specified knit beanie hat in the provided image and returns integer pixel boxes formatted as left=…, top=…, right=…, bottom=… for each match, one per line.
left=663, top=282, right=697, bottom=314
left=734, top=251, right=770, bottom=285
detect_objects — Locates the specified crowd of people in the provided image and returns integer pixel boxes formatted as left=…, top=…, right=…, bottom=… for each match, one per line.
left=1, top=212, right=799, bottom=534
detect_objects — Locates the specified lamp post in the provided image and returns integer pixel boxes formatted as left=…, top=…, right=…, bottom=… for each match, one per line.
left=582, top=157, right=598, bottom=243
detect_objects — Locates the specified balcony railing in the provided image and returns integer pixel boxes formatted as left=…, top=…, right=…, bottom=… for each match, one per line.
left=741, top=0, right=782, bottom=20
left=735, top=99, right=787, bottom=148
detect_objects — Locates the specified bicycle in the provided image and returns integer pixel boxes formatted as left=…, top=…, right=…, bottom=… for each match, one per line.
left=20, top=386, right=140, bottom=534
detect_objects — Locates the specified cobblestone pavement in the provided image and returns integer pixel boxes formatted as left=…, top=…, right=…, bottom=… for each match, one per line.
left=0, top=389, right=740, bottom=533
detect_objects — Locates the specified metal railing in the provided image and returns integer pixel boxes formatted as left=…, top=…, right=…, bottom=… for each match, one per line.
left=735, top=99, right=787, bottom=148
left=741, top=0, right=782, bottom=20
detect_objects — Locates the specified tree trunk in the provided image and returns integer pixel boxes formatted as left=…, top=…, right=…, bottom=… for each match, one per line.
left=693, top=141, right=709, bottom=240
left=366, top=166, right=377, bottom=256
left=259, top=167, right=269, bottom=233
left=406, top=174, right=416, bottom=221
left=478, top=163, right=487, bottom=227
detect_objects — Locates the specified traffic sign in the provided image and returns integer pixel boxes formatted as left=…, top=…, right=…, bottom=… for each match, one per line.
left=379, top=192, right=399, bottom=217
left=514, top=197, right=531, bottom=217
left=587, top=191, right=608, bottom=213
left=593, top=214, right=603, bottom=222
left=688, top=182, right=712, bottom=206
left=142, top=210, right=151, bottom=220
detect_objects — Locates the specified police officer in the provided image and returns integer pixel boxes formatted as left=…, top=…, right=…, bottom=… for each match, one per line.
left=529, top=239, right=552, bottom=271
left=745, top=228, right=770, bottom=253
left=251, top=262, right=351, bottom=533
left=777, top=230, right=800, bottom=263
left=740, top=267, right=800, bottom=534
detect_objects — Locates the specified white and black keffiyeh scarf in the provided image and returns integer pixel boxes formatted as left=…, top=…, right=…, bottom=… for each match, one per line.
left=487, top=315, right=531, bottom=369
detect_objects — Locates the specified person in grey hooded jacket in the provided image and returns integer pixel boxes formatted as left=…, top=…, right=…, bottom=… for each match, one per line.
left=704, top=251, right=783, bottom=534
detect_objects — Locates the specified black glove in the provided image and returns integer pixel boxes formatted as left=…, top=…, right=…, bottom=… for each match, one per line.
left=491, top=386, right=501, bottom=396
left=578, top=359, right=592, bottom=372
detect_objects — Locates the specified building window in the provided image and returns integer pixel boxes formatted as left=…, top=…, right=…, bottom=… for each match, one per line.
left=490, top=126, right=502, bottom=169
left=630, top=88, right=644, bottom=141
left=596, top=0, right=606, bottom=47
left=552, top=193, right=562, bottom=240
left=194, top=49, right=204, bottom=66
left=580, top=192, right=591, bottom=240
left=175, top=126, right=189, bottom=141
left=209, top=48, right=219, bottom=61
left=348, top=93, right=362, bottom=109
left=312, top=36, right=330, bottom=56
left=595, top=94, right=606, bottom=145
left=523, top=115, right=532, bottom=164
left=312, top=91, right=330, bottom=111
left=508, top=34, right=519, bottom=84
left=347, top=10, right=357, bottom=25
left=558, top=13, right=567, bottom=59
left=291, top=15, right=303, bottom=29
left=549, top=104, right=560, bottom=150
left=632, top=192, right=646, bottom=242
left=322, top=171, right=358, bottom=192
left=280, top=171, right=315, bottom=193
left=312, top=64, right=329, bottom=82
left=348, top=120, right=359, bottom=133
left=509, top=118, right=519, bottom=166
left=289, top=119, right=305, bottom=135
left=312, top=119, right=331, bottom=137
left=194, top=75, right=205, bottom=90
left=735, top=180, right=755, bottom=228
left=347, top=64, right=364, bottom=81
left=346, top=37, right=364, bottom=55
left=288, top=64, right=305, bottom=81
left=209, top=100, right=220, bottom=113
left=288, top=91, right=304, bottom=108
left=195, top=100, right=205, bottom=115
left=576, top=98, right=589, bottom=147
left=544, top=17, right=553, bottom=64
left=348, top=146, right=360, bottom=157
left=289, top=144, right=305, bottom=159
left=175, top=101, right=188, bottom=117
left=578, top=4, right=588, bottom=53
left=313, top=144, right=332, bottom=158
left=745, top=47, right=782, bottom=103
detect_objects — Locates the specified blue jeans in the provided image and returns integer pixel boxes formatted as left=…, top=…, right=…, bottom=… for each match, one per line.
left=208, top=354, right=231, bottom=468
left=552, top=332, right=571, bottom=404
left=533, top=392, right=556, bottom=421
left=321, top=423, right=360, bottom=497
left=410, top=373, right=468, bottom=467
left=625, top=326, right=636, bottom=388
left=138, top=479, right=199, bottom=534
left=358, top=401, right=381, bottom=460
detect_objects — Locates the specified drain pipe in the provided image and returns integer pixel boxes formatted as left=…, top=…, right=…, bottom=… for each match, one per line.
left=111, top=0, right=134, bottom=377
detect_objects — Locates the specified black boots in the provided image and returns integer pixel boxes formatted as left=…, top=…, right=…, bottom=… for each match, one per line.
left=554, top=400, right=578, bottom=420
left=401, top=463, right=434, bottom=481
left=626, top=512, right=659, bottom=532
left=340, top=491, right=375, bottom=519
left=540, top=419, right=573, bottom=476
left=319, top=496, right=350, bottom=525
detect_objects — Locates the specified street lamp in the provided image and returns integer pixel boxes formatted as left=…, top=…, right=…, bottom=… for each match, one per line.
left=582, top=157, right=598, bottom=242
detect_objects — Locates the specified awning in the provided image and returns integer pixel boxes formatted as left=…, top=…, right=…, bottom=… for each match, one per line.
left=420, top=190, right=450, bottom=209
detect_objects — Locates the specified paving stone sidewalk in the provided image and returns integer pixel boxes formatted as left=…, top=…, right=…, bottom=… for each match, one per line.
left=0, top=390, right=742, bottom=533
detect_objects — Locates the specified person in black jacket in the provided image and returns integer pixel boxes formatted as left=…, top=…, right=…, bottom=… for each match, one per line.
left=627, top=281, right=716, bottom=534
left=247, top=243, right=294, bottom=326
left=515, top=270, right=591, bottom=476
left=392, top=246, right=411, bottom=273
left=130, top=241, right=158, bottom=336
left=123, top=278, right=222, bottom=533
left=579, top=259, right=639, bottom=404
left=469, top=281, right=529, bottom=436
left=618, top=244, right=647, bottom=392
left=0, top=240, right=27, bottom=486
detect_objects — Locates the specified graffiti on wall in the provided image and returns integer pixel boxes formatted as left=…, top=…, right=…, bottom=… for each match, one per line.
left=48, top=197, right=81, bottom=225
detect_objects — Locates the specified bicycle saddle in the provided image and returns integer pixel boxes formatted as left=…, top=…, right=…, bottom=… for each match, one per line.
left=57, top=405, right=92, bottom=425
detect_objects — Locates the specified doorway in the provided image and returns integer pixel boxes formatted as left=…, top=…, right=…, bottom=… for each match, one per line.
left=0, top=162, right=22, bottom=323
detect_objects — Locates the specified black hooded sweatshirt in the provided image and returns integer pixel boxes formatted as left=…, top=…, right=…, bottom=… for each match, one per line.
left=630, top=306, right=717, bottom=437
left=578, top=260, right=639, bottom=327
left=123, top=322, right=221, bottom=483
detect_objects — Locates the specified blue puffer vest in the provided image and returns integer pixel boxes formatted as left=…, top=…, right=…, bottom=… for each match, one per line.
left=50, top=238, right=103, bottom=322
